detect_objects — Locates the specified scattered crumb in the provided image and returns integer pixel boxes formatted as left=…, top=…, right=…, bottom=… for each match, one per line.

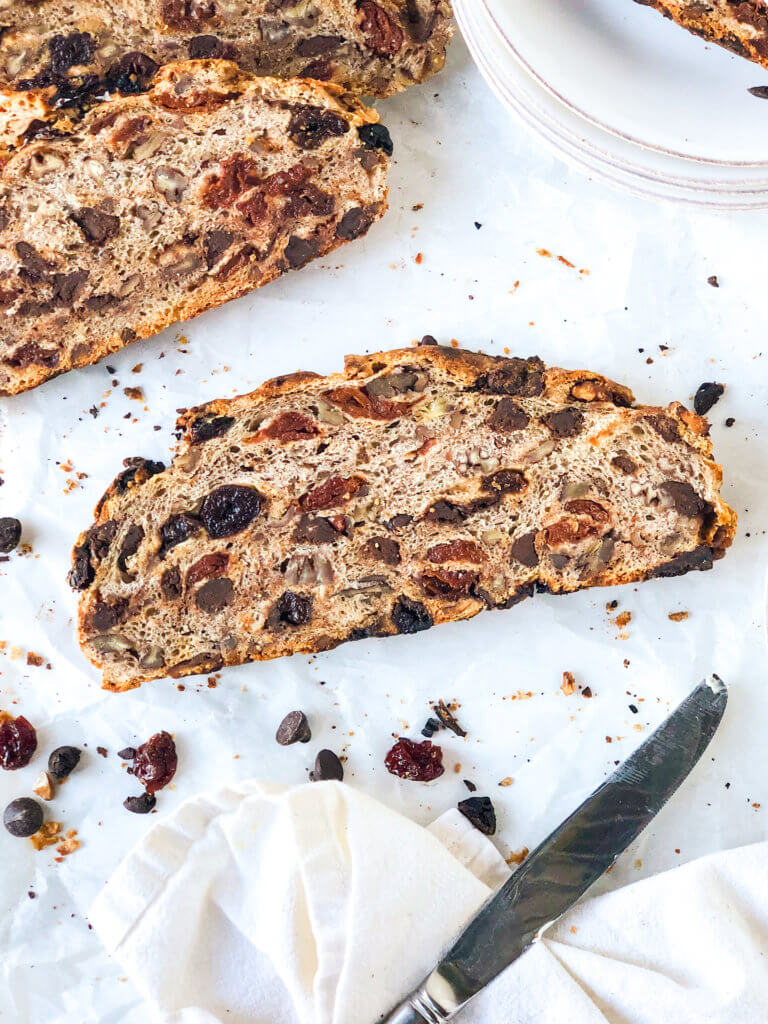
left=414, top=252, right=423, bottom=265
left=561, top=671, right=576, bottom=696
left=131, top=363, right=143, bottom=373
left=56, top=830, right=81, bottom=857
left=669, top=610, right=689, bottom=622
left=615, top=611, right=631, bottom=628
left=499, top=777, right=514, bottom=787
left=725, top=417, right=735, bottom=428
left=96, top=746, right=108, bottom=758
left=707, top=275, right=719, bottom=288
left=506, top=846, right=529, bottom=866
left=26, top=651, right=44, bottom=667
left=412, top=203, right=423, bottom=211
left=33, top=771, right=54, bottom=801
left=123, top=387, right=144, bottom=401
left=582, top=686, right=593, bottom=699
left=30, top=821, right=62, bottom=851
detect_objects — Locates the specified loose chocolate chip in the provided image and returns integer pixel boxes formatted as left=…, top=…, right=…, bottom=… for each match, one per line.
left=203, top=229, right=234, bottom=268
left=433, top=699, right=467, bottom=737
left=661, top=481, right=706, bottom=517
left=694, top=382, right=725, bottom=416
left=284, top=235, right=318, bottom=270
left=0, top=517, right=21, bottom=553
left=651, top=546, right=713, bottom=578
left=463, top=779, right=477, bottom=792
left=392, top=595, right=433, bottom=635
left=336, top=206, right=373, bottom=240
left=123, top=792, right=156, bottom=814
left=458, top=796, right=496, bottom=836
left=200, top=484, right=262, bottom=539
left=188, top=34, right=223, bottom=57
left=421, top=716, right=442, bottom=738
left=489, top=398, right=529, bottom=432
left=611, top=454, right=637, bottom=475
left=543, top=407, right=584, bottom=438
left=160, top=566, right=183, bottom=600
left=276, top=710, right=311, bottom=746
left=288, top=104, right=349, bottom=149
left=748, top=85, right=768, bottom=99
left=195, top=577, right=234, bottom=613
left=72, top=207, right=120, bottom=244
left=3, top=798, right=44, bottom=838
left=190, top=414, right=235, bottom=442
left=274, top=590, right=313, bottom=626
left=365, top=535, right=401, bottom=565
left=357, top=122, right=394, bottom=157
left=105, top=51, right=159, bottom=94
left=160, top=513, right=201, bottom=554
left=117, top=746, right=136, bottom=760
left=510, top=531, right=539, bottom=567
left=310, top=748, right=343, bottom=782
left=474, top=356, right=545, bottom=397
left=48, top=745, right=81, bottom=779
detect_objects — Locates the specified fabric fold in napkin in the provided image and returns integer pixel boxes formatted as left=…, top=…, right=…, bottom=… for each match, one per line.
left=89, top=780, right=768, bottom=1024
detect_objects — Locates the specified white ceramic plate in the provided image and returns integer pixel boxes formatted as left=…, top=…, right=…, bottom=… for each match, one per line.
left=455, top=0, right=768, bottom=207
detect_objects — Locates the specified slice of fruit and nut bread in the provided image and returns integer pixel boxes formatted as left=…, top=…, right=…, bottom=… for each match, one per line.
left=0, top=60, right=391, bottom=395
left=635, top=0, right=768, bottom=69
left=0, top=0, right=452, bottom=145
left=69, top=343, right=737, bottom=692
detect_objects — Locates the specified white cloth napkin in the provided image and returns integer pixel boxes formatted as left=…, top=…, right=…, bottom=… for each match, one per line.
left=89, top=780, right=768, bottom=1024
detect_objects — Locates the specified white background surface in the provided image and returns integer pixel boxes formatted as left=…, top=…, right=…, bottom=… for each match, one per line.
left=1, top=33, right=767, bottom=1024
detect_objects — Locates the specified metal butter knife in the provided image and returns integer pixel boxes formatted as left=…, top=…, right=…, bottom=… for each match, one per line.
left=383, top=675, right=728, bottom=1024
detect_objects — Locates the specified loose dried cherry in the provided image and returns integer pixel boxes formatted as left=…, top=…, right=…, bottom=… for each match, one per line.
left=385, top=738, right=444, bottom=782
left=0, top=714, right=37, bottom=771
left=133, top=731, right=177, bottom=794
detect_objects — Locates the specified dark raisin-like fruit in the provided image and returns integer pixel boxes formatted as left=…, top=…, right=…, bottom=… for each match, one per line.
left=195, top=577, right=235, bottom=613
left=357, top=122, right=394, bottom=157
left=203, top=230, right=234, bottom=268
left=483, top=469, right=527, bottom=495
left=186, top=552, right=229, bottom=586
left=543, top=407, right=584, bottom=438
left=255, top=411, right=319, bottom=443
left=427, top=540, right=485, bottom=564
left=433, top=699, right=466, bottom=737
left=72, top=207, right=120, bottom=244
left=384, top=738, right=444, bottom=781
left=276, top=710, right=312, bottom=746
left=68, top=543, right=95, bottom=590
left=660, top=481, right=706, bottom=518
left=458, top=796, right=496, bottom=836
left=651, top=546, right=714, bottom=578
left=159, top=513, right=201, bottom=554
left=124, top=792, right=157, bottom=814
left=48, top=31, right=94, bottom=75
left=188, top=34, right=223, bottom=57
left=117, top=524, right=144, bottom=571
left=200, top=484, right=262, bottom=539
left=4, top=797, right=44, bottom=837
left=89, top=599, right=126, bottom=632
left=419, top=568, right=478, bottom=599
left=105, top=51, right=159, bottom=94
left=48, top=745, right=81, bottom=779
left=392, top=596, right=433, bottom=635
left=288, top=104, right=349, bottom=149
left=694, top=382, right=725, bottom=416
left=0, top=714, right=37, bottom=770
left=273, top=591, right=313, bottom=626
left=421, top=716, right=442, bottom=738
left=365, top=536, right=401, bottom=565
left=114, top=458, right=165, bottom=494
left=386, top=513, right=413, bottom=530
left=309, top=748, right=344, bottom=782
left=0, top=517, right=21, bottom=553
left=190, top=414, right=235, bottom=443
left=489, top=398, right=529, bottom=432
left=133, top=732, right=177, bottom=794
left=300, top=475, right=364, bottom=512
left=474, top=356, right=545, bottom=397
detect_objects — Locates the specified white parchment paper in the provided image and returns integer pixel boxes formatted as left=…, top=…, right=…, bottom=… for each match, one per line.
left=0, top=37, right=767, bottom=1023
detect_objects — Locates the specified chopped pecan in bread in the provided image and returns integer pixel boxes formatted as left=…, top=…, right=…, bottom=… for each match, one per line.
left=0, top=0, right=452, bottom=144
left=0, top=60, right=390, bottom=394
left=634, top=0, right=768, bottom=69
left=69, top=344, right=737, bottom=692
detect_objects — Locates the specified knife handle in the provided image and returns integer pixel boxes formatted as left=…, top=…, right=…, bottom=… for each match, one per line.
left=381, top=987, right=451, bottom=1023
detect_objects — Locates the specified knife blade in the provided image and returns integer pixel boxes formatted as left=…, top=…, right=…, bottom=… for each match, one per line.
left=382, top=675, right=727, bottom=1024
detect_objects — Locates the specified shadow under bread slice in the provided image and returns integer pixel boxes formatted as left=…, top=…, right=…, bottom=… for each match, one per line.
left=635, top=0, right=768, bottom=68
left=68, top=343, right=737, bottom=692
left=0, top=59, right=391, bottom=395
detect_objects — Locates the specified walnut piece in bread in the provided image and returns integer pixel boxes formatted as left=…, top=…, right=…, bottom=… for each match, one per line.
left=0, top=60, right=390, bottom=395
left=69, top=344, right=737, bottom=692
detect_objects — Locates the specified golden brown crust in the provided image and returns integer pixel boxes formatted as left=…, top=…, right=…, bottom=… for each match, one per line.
left=640, top=0, right=768, bottom=69
left=72, top=343, right=737, bottom=692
